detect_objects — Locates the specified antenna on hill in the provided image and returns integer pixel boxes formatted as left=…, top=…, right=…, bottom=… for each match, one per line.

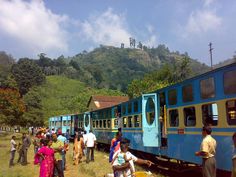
left=209, top=42, right=213, bottom=70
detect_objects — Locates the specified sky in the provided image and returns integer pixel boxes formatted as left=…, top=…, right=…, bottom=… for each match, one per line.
left=0, top=0, right=236, bottom=65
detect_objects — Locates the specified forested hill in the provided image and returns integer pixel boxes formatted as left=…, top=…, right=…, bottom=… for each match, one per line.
left=0, top=46, right=233, bottom=126
left=35, top=45, right=209, bottom=92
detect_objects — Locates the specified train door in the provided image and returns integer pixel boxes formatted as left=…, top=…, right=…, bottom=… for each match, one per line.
left=84, top=112, right=91, bottom=133
left=142, top=93, right=160, bottom=147
left=159, top=92, right=167, bottom=147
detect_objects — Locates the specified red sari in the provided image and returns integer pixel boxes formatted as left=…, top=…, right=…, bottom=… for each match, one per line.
left=35, top=146, right=54, bottom=177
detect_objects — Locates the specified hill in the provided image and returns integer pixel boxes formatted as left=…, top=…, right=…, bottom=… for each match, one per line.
left=37, top=75, right=124, bottom=121
left=67, top=45, right=210, bottom=92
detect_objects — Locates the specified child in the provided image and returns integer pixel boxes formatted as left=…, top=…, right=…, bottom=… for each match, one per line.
left=112, top=143, right=135, bottom=177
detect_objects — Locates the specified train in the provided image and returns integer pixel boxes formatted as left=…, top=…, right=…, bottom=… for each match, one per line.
left=49, top=62, right=236, bottom=172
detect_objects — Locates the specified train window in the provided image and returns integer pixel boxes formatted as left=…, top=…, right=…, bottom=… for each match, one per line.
left=200, top=77, right=215, bottom=99
left=134, top=101, right=139, bottom=112
left=226, top=100, right=236, bottom=125
left=184, top=107, right=196, bottom=126
left=99, top=120, right=102, bottom=128
left=169, top=109, right=179, bottom=127
left=224, top=70, right=236, bottom=94
left=122, top=104, right=126, bottom=115
left=123, top=117, right=127, bottom=128
left=128, top=116, right=132, bottom=127
left=96, top=120, right=99, bottom=128
left=93, top=121, right=96, bottom=128
left=107, top=120, right=111, bottom=128
left=146, top=98, right=155, bottom=125
left=168, top=89, right=177, bottom=105
left=63, top=121, right=67, bottom=126
left=114, top=118, right=118, bottom=128
left=128, top=102, right=132, bottom=113
left=85, top=114, right=89, bottom=127
left=134, top=115, right=140, bottom=127
left=103, top=120, right=107, bottom=128
left=182, top=84, right=193, bottom=102
left=202, top=103, right=218, bottom=126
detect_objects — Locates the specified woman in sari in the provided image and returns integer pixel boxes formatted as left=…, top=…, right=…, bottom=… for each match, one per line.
left=73, top=134, right=84, bottom=165
left=109, top=131, right=122, bottom=163
left=34, top=138, right=54, bottom=177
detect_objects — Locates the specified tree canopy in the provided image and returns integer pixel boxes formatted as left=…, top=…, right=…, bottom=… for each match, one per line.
left=12, top=58, right=46, bottom=96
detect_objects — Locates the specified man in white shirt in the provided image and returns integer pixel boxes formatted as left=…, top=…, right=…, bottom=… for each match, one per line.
left=195, top=126, right=217, bottom=177
left=85, top=130, right=96, bottom=163
left=112, top=138, right=153, bottom=177
left=9, top=135, right=17, bottom=167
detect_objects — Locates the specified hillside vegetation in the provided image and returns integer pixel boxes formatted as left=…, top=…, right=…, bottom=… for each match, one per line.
left=68, top=45, right=210, bottom=91
left=38, top=76, right=124, bottom=121
left=1, top=45, right=235, bottom=127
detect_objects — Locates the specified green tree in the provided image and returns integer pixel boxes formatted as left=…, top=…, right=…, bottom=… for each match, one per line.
left=12, top=58, right=46, bottom=95
left=0, top=88, right=26, bottom=126
left=23, top=87, right=44, bottom=126
left=0, top=51, right=15, bottom=86
left=127, top=57, right=191, bottom=98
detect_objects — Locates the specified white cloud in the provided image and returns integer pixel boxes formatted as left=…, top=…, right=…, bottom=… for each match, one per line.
left=185, top=10, right=222, bottom=34
left=0, top=0, right=68, bottom=57
left=203, top=0, right=215, bottom=7
left=80, top=8, right=131, bottom=47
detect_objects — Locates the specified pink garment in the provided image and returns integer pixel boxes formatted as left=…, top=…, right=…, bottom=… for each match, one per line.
left=34, top=146, right=54, bottom=177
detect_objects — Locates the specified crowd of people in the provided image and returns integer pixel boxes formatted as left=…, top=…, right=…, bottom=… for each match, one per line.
left=8, top=126, right=236, bottom=177
left=8, top=127, right=99, bottom=177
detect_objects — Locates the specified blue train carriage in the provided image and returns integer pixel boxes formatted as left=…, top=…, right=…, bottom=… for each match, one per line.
left=49, top=116, right=62, bottom=132
left=91, top=105, right=120, bottom=146
left=49, top=114, right=71, bottom=134
left=119, top=94, right=168, bottom=156
left=119, top=62, right=236, bottom=172
left=61, top=114, right=71, bottom=134
left=163, top=62, right=236, bottom=172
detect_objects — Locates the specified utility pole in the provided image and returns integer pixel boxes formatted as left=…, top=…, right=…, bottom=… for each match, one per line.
left=209, top=42, right=213, bottom=70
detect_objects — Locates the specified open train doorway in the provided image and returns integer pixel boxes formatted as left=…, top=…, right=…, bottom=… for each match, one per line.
left=142, top=93, right=160, bottom=147
left=159, top=92, right=167, bottom=147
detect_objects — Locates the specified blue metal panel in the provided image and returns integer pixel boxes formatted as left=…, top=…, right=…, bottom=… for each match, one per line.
left=121, top=130, right=167, bottom=156
left=167, top=133, right=233, bottom=171
left=165, top=63, right=236, bottom=109
left=94, top=130, right=115, bottom=145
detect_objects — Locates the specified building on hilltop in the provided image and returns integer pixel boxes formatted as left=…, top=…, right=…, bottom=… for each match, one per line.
left=87, top=95, right=129, bottom=111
